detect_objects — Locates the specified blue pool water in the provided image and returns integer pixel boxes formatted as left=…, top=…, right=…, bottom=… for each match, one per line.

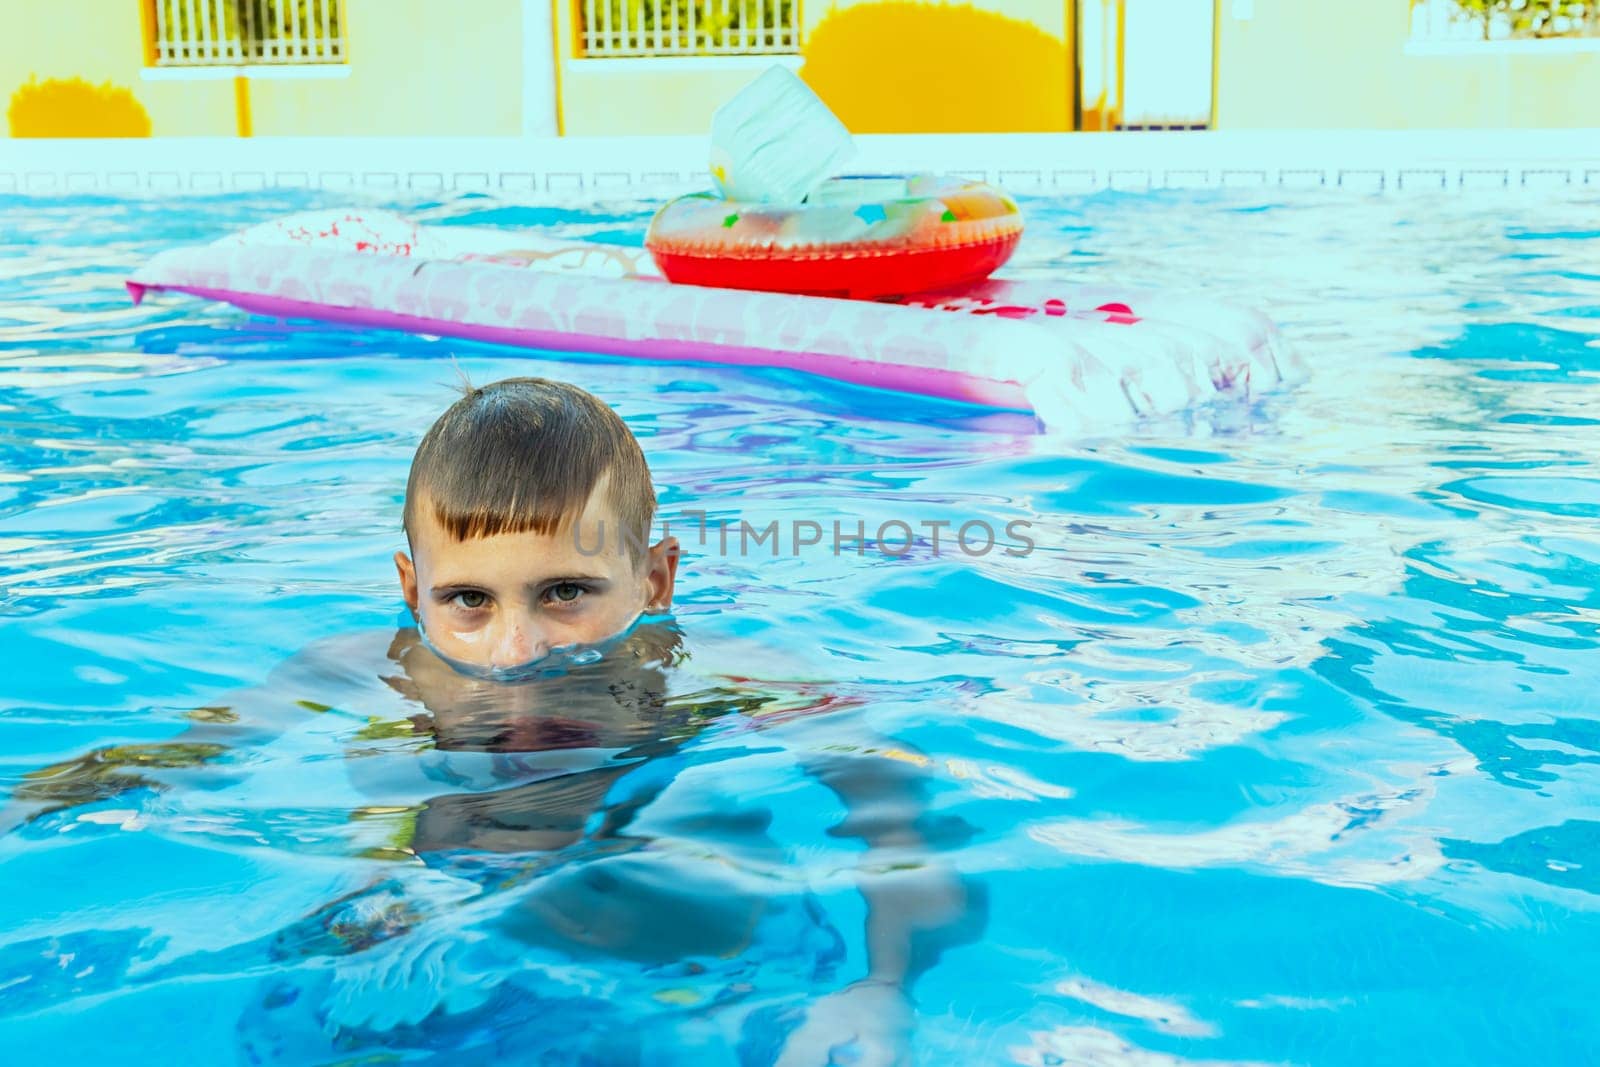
left=2, top=187, right=1598, bottom=1064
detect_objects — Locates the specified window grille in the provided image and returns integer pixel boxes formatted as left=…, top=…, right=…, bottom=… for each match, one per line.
left=577, top=0, right=799, bottom=57
left=150, top=0, right=345, bottom=66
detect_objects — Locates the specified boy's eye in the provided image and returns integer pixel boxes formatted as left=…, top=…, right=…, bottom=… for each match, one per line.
left=548, top=582, right=585, bottom=604
left=453, top=590, right=488, bottom=609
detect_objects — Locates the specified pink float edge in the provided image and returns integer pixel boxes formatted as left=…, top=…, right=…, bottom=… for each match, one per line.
left=127, top=280, right=1036, bottom=413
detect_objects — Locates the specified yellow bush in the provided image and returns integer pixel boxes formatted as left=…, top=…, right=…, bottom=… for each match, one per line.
left=800, top=2, right=1070, bottom=133
left=7, top=76, right=153, bottom=138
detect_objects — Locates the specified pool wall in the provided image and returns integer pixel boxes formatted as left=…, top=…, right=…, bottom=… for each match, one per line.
left=4, top=129, right=1599, bottom=198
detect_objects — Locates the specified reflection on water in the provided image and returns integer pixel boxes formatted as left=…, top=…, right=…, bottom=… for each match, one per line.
left=1, top=187, right=1598, bottom=1063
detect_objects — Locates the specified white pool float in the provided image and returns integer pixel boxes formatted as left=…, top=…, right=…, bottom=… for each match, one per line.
left=128, top=208, right=1301, bottom=433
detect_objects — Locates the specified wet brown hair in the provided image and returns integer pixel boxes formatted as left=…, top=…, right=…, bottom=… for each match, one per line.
left=403, top=377, right=655, bottom=562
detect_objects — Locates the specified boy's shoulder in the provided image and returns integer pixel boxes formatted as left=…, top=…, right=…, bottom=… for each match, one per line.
left=268, top=627, right=406, bottom=688
left=243, top=627, right=415, bottom=726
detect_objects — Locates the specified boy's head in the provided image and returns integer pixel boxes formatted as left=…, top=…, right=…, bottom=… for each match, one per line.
left=395, top=376, right=678, bottom=671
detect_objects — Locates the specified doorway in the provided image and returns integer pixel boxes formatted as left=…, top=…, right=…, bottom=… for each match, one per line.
left=1076, top=0, right=1216, bottom=131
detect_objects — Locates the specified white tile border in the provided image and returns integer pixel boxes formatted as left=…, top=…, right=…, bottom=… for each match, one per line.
left=1, top=130, right=1598, bottom=199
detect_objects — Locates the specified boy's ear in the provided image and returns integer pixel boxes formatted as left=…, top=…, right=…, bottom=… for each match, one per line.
left=395, top=550, right=419, bottom=616
left=645, top=536, right=679, bottom=612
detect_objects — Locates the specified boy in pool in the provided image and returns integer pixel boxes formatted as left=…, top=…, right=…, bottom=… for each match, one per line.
left=8, top=376, right=981, bottom=1064
left=373, top=376, right=978, bottom=1062
left=391, top=375, right=679, bottom=675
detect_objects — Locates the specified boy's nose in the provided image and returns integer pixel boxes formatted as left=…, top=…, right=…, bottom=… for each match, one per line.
left=491, top=619, right=547, bottom=669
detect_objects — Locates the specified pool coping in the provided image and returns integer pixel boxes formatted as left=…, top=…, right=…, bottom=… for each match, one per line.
left=3, top=129, right=1599, bottom=198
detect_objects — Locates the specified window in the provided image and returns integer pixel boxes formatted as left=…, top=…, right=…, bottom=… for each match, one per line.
left=576, top=0, right=799, bottom=57
left=148, top=0, right=345, bottom=66
left=1409, top=0, right=1600, bottom=43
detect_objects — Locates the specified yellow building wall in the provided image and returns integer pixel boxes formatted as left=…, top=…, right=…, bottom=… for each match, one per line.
left=555, top=57, right=794, bottom=138
left=551, top=0, right=792, bottom=138
left=801, top=1, right=1073, bottom=132
left=14, top=0, right=1595, bottom=138
left=804, top=0, right=1066, bottom=38
left=4, top=0, right=523, bottom=137
left=3, top=0, right=233, bottom=136
left=247, top=0, right=524, bottom=136
left=1216, top=0, right=1600, bottom=128
left=556, top=1, right=1076, bottom=136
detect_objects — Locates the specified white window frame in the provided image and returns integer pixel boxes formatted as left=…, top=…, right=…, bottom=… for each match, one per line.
left=576, top=0, right=800, bottom=58
left=149, top=0, right=346, bottom=68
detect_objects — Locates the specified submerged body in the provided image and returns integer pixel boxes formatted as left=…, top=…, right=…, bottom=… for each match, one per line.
left=9, top=620, right=981, bottom=1063
left=5, top=377, right=980, bottom=1065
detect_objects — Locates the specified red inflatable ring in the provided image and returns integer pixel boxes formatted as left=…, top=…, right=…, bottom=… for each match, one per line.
left=644, top=174, right=1023, bottom=299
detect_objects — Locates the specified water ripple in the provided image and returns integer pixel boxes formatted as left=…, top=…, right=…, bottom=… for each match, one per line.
left=1, top=187, right=1598, bottom=1063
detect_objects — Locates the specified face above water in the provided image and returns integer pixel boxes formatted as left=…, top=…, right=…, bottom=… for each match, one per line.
left=394, top=489, right=678, bottom=671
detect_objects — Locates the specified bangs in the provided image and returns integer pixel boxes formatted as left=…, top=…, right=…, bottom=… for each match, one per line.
left=403, top=377, right=655, bottom=553
left=428, top=470, right=598, bottom=543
